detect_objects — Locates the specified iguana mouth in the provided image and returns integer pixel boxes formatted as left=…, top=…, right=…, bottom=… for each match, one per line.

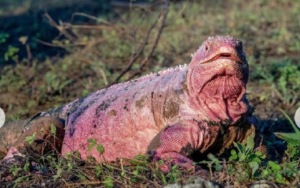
left=198, top=56, right=246, bottom=97
left=210, top=53, right=243, bottom=64
left=199, top=44, right=246, bottom=65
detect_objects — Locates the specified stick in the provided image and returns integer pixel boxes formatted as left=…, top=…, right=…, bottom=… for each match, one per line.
left=111, top=0, right=169, bottom=85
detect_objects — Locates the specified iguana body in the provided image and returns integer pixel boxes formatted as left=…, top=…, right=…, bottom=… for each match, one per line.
left=1, top=36, right=254, bottom=171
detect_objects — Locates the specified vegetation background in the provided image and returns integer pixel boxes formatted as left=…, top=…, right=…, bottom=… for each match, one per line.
left=0, top=0, right=300, bottom=187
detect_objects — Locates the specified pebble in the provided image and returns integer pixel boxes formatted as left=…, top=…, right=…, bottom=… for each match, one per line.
left=164, top=177, right=220, bottom=188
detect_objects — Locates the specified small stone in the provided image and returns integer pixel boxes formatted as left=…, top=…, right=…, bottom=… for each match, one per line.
left=294, top=107, right=300, bottom=128
left=250, top=183, right=271, bottom=188
left=164, top=177, right=220, bottom=188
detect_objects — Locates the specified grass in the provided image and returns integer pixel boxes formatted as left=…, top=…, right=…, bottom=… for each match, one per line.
left=0, top=0, right=300, bottom=187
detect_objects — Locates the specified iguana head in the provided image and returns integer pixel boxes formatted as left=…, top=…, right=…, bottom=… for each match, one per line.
left=187, top=36, right=249, bottom=124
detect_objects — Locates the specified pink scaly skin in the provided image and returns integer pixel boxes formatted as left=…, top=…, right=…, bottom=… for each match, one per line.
left=2, top=36, right=253, bottom=172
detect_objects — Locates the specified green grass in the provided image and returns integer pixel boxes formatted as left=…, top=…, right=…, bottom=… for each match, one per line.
left=0, top=0, right=300, bottom=187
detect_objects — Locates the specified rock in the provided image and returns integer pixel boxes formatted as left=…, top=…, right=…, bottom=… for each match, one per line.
left=294, top=107, right=300, bottom=128
left=164, top=177, right=220, bottom=188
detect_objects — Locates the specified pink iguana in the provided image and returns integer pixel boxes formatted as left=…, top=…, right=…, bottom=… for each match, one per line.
left=1, top=36, right=255, bottom=172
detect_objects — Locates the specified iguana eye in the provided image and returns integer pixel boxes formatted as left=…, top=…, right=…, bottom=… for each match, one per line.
left=205, top=46, right=208, bottom=51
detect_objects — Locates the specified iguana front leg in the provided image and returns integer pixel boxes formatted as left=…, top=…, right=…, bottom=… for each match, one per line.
left=147, top=122, right=219, bottom=173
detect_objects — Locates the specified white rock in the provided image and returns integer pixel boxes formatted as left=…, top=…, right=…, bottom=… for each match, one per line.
left=294, top=107, right=300, bottom=128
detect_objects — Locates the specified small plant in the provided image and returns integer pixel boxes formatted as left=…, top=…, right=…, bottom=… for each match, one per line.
left=4, top=45, right=19, bottom=62
left=251, top=60, right=300, bottom=109
left=87, top=138, right=105, bottom=155
left=227, top=136, right=266, bottom=183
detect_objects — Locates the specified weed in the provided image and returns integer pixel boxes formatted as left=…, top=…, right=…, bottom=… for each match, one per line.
left=226, top=136, right=265, bottom=183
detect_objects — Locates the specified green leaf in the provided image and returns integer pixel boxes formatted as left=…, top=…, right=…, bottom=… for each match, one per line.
left=273, top=132, right=300, bottom=145
left=229, top=155, right=237, bottom=161
left=104, top=176, right=113, bottom=188
left=268, top=161, right=281, bottom=172
left=231, top=149, right=237, bottom=156
left=207, top=153, right=219, bottom=163
left=23, top=161, right=30, bottom=171
left=87, top=138, right=97, bottom=144
left=53, top=168, right=63, bottom=180
left=97, top=144, right=105, bottom=154
left=250, top=157, right=261, bottom=163
left=10, top=167, right=22, bottom=176
left=248, top=161, right=259, bottom=176
left=275, top=173, right=287, bottom=184
left=239, top=153, right=246, bottom=162
left=50, top=123, right=56, bottom=135
left=246, top=136, right=255, bottom=152
left=171, top=164, right=178, bottom=170
left=133, top=153, right=149, bottom=161
left=25, top=132, right=37, bottom=145
left=40, top=127, right=45, bottom=135
left=87, top=143, right=95, bottom=151
left=262, top=169, right=270, bottom=176
left=67, top=162, right=73, bottom=171
left=14, top=177, right=22, bottom=183
left=127, top=158, right=147, bottom=165
left=281, top=110, right=300, bottom=134
left=95, top=165, right=102, bottom=177
left=77, top=174, right=86, bottom=180
left=133, top=170, right=139, bottom=176
left=234, top=142, right=246, bottom=154
left=215, top=164, right=223, bottom=171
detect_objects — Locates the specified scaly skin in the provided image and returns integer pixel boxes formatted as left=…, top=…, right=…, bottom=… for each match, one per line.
left=1, top=36, right=255, bottom=171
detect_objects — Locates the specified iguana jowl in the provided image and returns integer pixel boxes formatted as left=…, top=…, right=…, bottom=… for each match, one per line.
left=1, top=36, right=254, bottom=171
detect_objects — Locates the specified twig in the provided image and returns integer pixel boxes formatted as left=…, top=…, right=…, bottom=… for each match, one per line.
left=26, top=44, right=32, bottom=60
left=44, top=13, right=77, bottom=42
left=35, top=39, right=65, bottom=48
left=36, top=39, right=90, bottom=48
left=82, top=38, right=108, bottom=52
left=63, top=24, right=113, bottom=30
left=112, top=14, right=159, bottom=84
left=99, top=68, right=108, bottom=86
left=111, top=0, right=169, bottom=85
left=71, top=12, right=111, bottom=25
left=127, top=0, right=169, bottom=80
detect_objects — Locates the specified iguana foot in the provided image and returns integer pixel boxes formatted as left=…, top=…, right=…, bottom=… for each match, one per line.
left=1, top=116, right=65, bottom=161
left=0, top=117, right=65, bottom=182
left=0, top=147, right=26, bottom=182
